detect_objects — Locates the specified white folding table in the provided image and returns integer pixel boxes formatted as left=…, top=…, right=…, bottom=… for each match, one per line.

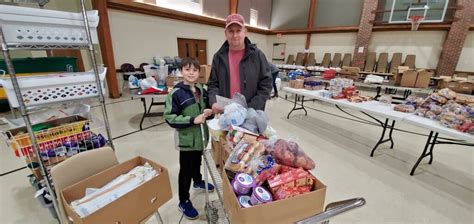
left=283, top=87, right=474, bottom=175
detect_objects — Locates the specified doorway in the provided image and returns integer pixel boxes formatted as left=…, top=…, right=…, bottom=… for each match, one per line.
left=272, top=43, right=286, bottom=64
left=177, top=38, right=207, bottom=65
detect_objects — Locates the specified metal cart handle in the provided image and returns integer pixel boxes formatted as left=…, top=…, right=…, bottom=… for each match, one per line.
left=295, top=197, right=366, bottom=224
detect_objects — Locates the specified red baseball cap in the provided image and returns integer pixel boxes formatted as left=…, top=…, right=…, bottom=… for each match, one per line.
left=225, top=14, right=245, bottom=29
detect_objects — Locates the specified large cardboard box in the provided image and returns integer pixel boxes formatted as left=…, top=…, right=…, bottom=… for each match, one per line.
left=397, top=66, right=410, bottom=74
left=61, top=157, right=172, bottom=224
left=415, top=70, right=434, bottom=88
left=400, top=70, right=417, bottom=87
left=197, top=65, right=212, bottom=84
left=456, top=82, right=473, bottom=94
left=222, top=171, right=326, bottom=224
left=166, top=76, right=183, bottom=87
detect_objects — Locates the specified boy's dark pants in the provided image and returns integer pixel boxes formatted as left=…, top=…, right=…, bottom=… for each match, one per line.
left=179, top=150, right=203, bottom=203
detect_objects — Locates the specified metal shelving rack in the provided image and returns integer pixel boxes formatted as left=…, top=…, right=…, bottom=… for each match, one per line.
left=0, top=1, right=114, bottom=222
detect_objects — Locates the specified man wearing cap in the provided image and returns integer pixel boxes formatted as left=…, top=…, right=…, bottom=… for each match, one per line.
left=207, top=14, right=272, bottom=112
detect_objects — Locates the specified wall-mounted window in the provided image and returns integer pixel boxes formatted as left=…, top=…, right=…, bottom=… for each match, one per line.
left=271, top=0, right=310, bottom=29
left=250, top=8, right=258, bottom=27
left=314, top=0, right=363, bottom=27
left=154, top=0, right=203, bottom=15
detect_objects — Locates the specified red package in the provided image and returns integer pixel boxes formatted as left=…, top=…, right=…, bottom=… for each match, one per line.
left=342, top=86, right=357, bottom=98
left=268, top=168, right=310, bottom=192
left=279, top=165, right=297, bottom=174
left=322, top=70, right=336, bottom=80
left=274, top=185, right=312, bottom=200
left=255, top=164, right=280, bottom=186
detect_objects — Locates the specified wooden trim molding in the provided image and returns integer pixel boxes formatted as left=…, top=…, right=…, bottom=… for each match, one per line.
left=93, top=0, right=120, bottom=98
left=271, top=26, right=359, bottom=35
left=107, top=0, right=269, bottom=34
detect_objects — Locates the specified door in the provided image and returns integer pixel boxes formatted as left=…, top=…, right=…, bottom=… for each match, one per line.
left=177, top=38, right=207, bottom=65
left=272, top=43, right=286, bottom=64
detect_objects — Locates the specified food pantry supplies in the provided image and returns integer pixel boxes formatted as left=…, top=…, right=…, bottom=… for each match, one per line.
left=225, top=140, right=266, bottom=176
left=250, top=186, right=273, bottom=205
left=263, top=139, right=315, bottom=170
left=267, top=168, right=314, bottom=194
left=238, top=195, right=252, bottom=208
left=232, top=173, right=255, bottom=195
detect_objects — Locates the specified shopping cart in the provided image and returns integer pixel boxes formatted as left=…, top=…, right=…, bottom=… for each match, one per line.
left=200, top=124, right=366, bottom=224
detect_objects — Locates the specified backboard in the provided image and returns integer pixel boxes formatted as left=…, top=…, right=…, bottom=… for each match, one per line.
left=388, top=0, right=449, bottom=24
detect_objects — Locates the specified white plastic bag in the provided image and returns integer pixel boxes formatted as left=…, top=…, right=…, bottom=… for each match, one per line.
left=139, top=77, right=157, bottom=90
left=364, top=75, right=384, bottom=84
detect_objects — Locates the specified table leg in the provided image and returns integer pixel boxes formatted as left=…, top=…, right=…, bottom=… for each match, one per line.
left=389, top=120, right=395, bottom=149
left=374, top=86, right=381, bottom=100
left=139, top=98, right=147, bottom=130
left=370, top=118, right=389, bottom=157
left=410, top=131, right=434, bottom=176
left=287, top=94, right=308, bottom=119
left=147, top=98, right=154, bottom=114
left=428, top=132, right=438, bottom=164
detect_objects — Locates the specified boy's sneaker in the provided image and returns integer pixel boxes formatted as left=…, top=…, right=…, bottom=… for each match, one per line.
left=193, top=181, right=215, bottom=192
left=178, top=200, right=199, bottom=220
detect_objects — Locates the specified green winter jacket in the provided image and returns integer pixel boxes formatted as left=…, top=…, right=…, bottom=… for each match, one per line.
left=164, top=82, right=210, bottom=151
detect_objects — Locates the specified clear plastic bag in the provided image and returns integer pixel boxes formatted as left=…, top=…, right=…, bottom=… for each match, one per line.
left=241, top=108, right=268, bottom=134
left=224, top=140, right=265, bottom=175
left=139, top=77, right=157, bottom=90
left=261, top=138, right=315, bottom=170
left=219, top=103, right=247, bottom=129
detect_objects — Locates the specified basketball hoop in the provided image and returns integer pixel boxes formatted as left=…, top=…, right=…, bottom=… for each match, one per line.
left=409, top=15, right=424, bottom=31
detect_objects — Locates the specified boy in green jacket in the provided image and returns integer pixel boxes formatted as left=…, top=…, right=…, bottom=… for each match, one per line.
left=164, top=58, right=214, bottom=220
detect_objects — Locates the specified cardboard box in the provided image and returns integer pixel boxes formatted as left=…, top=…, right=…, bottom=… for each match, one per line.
left=222, top=171, right=326, bottom=224
left=397, top=66, right=410, bottom=74
left=467, top=75, right=474, bottom=82
left=444, top=80, right=459, bottom=91
left=166, top=76, right=183, bottom=87
left=61, top=157, right=172, bottom=224
left=415, top=70, right=434, bottom=88
left=456, top=82, right=473, bottom=94
left=340, top=66, right=360, bottom=77
left=197, top=65, right=212, bottom=84
left=400, top=70, right=417, bottom=87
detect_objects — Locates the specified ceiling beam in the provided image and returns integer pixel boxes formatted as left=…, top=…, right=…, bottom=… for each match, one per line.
left=229, top=0, right=238, bottom=14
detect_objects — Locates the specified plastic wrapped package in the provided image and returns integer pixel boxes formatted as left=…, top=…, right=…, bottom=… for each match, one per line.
left=430, top=93, right=448, bottom=104
left=241, top=108, right=268, bottom=134
left=219, top=103, right=247, bottom=129
left=405, top=96, right=425, bottom=107
left=425, top=111, right=438, bottom=120
left=394, top=104, right=415, bottom=113
left=429, top=104, right=443, bottom=115
left=458, top=121, right=474, bottom=134
left=414, top=107, right=428, bottom=117
left=225, top=140, right=265, bottom=175
left=262, top=138, right=315, bottom=170
left=139, top=77, right=157, bottom=90
left=442, top=101, right=468, bottom=116
left=439, top=112, right=465, bottom=128
left=255, top=163, right=280, bottom=186
left=437, top=88, right=457, bottom=100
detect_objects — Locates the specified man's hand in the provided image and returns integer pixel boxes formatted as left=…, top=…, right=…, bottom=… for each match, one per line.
left=211, top=103, right=223, bottom=114
left=193, top=114, right=206, bottom=124
left=203, top=109, right=213, bottom=117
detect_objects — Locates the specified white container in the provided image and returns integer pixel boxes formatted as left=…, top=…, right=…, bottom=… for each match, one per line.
left=0, top=5, right=99, bottom=45
left=1, top=67, right=107, bottom=108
